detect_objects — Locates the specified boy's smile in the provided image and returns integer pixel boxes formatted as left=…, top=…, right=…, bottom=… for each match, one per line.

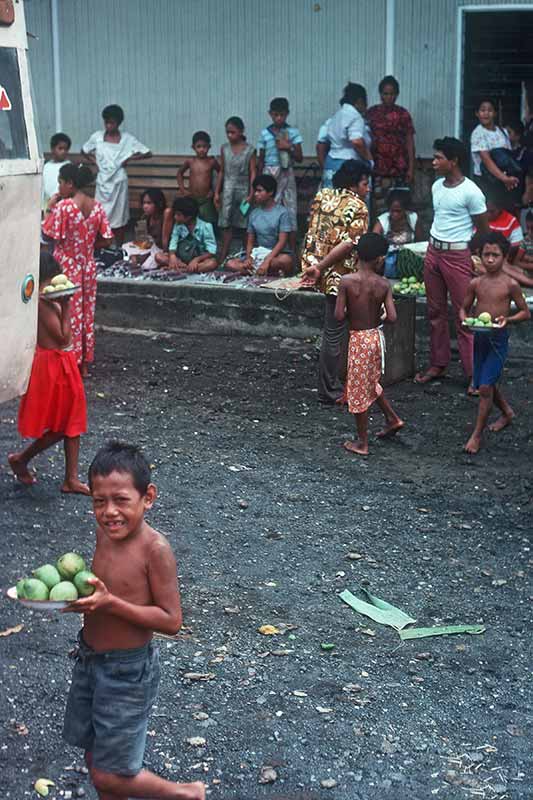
left=91, top=470, right=156, bottom=541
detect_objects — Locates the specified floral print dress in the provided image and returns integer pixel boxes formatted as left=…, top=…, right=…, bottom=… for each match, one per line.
left=42, top=198, right=112, bottom=364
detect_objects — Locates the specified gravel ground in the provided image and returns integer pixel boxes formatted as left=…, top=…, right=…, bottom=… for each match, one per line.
left=0, top=329, right=532, bottom=800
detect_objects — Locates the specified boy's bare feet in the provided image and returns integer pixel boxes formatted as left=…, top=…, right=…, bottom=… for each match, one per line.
left=343, top=439, right=369, bottom=456
left=176, top=781, right=205, bottom=800
left=466, top=384, right=479, bottom=397
left=414, top=366, right=446, bottom=384
left=61, top=479, right=91, bottom=495
left=489, top=410, right=515, bottom=432
left=8, top=453, right=36, bottom=486
left=377, top=419, right=404, bottom=439
left=463, top=433, right=482, bottom=454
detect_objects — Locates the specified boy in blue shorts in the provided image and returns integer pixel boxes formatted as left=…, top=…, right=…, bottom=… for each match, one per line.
left=63, top=441, right=204, bottom=800
left=460, top=232, right=530, bottom=454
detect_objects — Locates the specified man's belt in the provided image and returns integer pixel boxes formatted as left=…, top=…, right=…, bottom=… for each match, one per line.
left=429, top=236, right=469, bottom=251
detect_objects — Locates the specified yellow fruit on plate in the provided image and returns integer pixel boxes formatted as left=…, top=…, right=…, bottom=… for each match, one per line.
left=51, top=274, right=68, bottom=286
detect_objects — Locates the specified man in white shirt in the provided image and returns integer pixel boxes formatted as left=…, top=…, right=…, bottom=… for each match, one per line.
left=415, top=137, right=489, bottom=387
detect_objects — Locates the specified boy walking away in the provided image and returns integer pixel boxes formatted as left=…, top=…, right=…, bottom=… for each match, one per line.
left=334, top=233, right=404, bottom=455
left=8, top=253, right=88, bottom=494
left=257, top=97, right=303, bottom=253
left=63, top=441, right=205, bottom=800
left=460, top=232, right=530, bottom=454
left=42, top=132, right=71, bottom=211
left=177, top=131, right=220, bottom=226
left=163, top=197, right=218, bottom=274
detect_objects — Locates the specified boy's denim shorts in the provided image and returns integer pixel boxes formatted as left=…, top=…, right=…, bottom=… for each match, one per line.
left=63, top=633, right=160, bottom=775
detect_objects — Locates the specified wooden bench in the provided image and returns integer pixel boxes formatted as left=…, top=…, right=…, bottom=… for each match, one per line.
left=54, top=153, right=323, bottom=226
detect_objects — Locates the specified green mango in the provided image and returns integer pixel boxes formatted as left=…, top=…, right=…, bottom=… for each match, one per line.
left=33, top=564, right=61, bottom=589
left=473, top=320, right=485, bottom=327
left=478, top=311, right=492, bottom=324
left=408, top=276, right=417, bottom=284
left=57, top=552, right=86, bottom=580
left=49, top=581, right=78, bottom=602
left=73, top=570, right=96, bottom=597
left=465, top=317, right=475, bottom=326
left=17, top=578, right=49, bottom=601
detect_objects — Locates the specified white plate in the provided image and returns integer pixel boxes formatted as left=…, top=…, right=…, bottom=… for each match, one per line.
left=6, top=585, right=69, bottom=611
left=40, top=284, right=80, bottom=300
left=463, top=323, right=502, bottom=335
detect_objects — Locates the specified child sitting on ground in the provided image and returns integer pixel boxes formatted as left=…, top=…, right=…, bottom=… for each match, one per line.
left=257, top=97, right=303, bottom=253
left=62, top=440, right=204, bottom=800
left=333, top=232, right=404, bottom=455
left=8, top=252, right=88, bottom=494
left=177, top=131, right=220, bottom=225
left=460, top=232, right=530, bottom=454
left=226, top=174, right=293, bottom=276
left=161, top=196, right=217, bottom=274
left=42, top=132, right=71, bottom=211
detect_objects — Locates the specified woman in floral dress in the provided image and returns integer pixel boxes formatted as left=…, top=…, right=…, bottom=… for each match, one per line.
left=43, top=164, right=113, bottom=377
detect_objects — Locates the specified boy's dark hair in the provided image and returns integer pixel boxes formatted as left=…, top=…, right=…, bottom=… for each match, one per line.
left=50, top=132, right=71, bottom=150
left=59, top=162, right=94, bottom=189
left=172, top=195, right=199, bottom=219
left=357, top=232, right=389, bottom=261
left=480, top=231, right=510, bottom=257
left=387, top=188, right=412, bottom=210
left=88, top=440, right=152, bottom=495
left=332, top=159, right=369, bottom=190
left=39, top=251, right=61, bottom=283
left=379, top=75, right=400, bottom=95
left=102, top=104, right=124, bottom=124
left=141, top=188, right=167, bottom=215
left=340, top=82, right=367, bottom=107
left=269, top=97, right=289, bottom=113
left=253, top=174, right=277, bottom=195
left=225, top=116, right=245, bottom=131
left=192, top=130, right=211, bottom=146
left=433, top=137, right=468, bottom=173
left=476, top=98, right=496, bottom=112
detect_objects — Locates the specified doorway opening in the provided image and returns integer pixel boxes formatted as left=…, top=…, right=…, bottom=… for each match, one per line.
left=460, top=9, right=533, bottom=142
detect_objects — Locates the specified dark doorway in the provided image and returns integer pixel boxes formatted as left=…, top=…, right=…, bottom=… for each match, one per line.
left=462, top=10, right=533, bottom=141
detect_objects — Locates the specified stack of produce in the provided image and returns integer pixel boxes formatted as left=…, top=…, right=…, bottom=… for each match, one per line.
left=463, top=312, right=496, bottom=328
left=41, top=274, right=75, bottom=294
left=16, top=552, right=95, bottom=601
left=393, top=276, right=426, bottom=297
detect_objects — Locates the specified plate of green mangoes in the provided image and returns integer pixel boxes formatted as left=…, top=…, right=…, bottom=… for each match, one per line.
left=7, top=552, right=96, bottom=611
left=40, top=273, right=80, bottom=301
left=462, top=312, right=502, bottom=334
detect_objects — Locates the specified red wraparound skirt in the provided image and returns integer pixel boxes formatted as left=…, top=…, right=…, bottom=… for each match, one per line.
left=346, top=328, right=384, bottom=414
left=18, top=347, right=87, bottom=438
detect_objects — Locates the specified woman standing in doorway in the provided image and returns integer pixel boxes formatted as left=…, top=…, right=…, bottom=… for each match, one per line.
left=43, top=164, right=113, bottom=377
left=82, top=104, right=151, bottom=246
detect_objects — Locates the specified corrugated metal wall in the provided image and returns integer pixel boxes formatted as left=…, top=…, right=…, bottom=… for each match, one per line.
left=25, top=0, right=387, bottom=155
left=24, top=0, right=531, bottom=157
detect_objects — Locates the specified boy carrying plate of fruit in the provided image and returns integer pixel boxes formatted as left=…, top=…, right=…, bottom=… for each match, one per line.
left=8, top=252, right=89, bottom=494
left=460, top=232, right=530, bottom=454
left=61, top=440, right=205, bottom=800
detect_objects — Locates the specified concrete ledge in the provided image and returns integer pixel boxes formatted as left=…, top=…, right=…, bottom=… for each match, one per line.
left=96, top=277, right=416, bottom=384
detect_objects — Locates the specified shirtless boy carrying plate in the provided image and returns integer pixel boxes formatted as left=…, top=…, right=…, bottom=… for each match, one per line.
left=334, top=233, right=404, bottom=455
left=460, top=232, right=530, bottom=454
left=63, top=441, right=204, bottom=800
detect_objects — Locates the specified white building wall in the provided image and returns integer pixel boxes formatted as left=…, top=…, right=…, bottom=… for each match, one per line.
left=24, top=0, right=531, bottom=157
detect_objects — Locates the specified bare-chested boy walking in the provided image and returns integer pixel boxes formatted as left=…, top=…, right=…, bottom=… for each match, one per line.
left=334, top=232, right=404, bottom=455
left=63, top=441, right=204, bottom=800
left=460, top=232, right=530, bottom=454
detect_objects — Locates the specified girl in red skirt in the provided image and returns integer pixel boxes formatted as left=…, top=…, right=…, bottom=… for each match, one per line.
left=8, top=252, right=89, bottom=494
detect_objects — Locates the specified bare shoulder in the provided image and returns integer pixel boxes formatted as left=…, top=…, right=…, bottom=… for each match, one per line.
left=146, top=528, right=176, bottom=566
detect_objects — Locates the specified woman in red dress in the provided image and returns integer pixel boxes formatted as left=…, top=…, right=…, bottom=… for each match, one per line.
left=43, top=164, right=113, bottom=377
left=367, top=76, right=416, bottom=215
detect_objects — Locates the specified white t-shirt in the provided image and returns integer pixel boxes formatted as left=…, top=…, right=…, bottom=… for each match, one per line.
left=326, top=104, right=365, bottom=160
left=317, top=118, right=331, bottom=144
left=378, top=211, right=418, bottom=236
left=470, top=124, right=510, bottom=176
left=42, top=159, right=70, bottom=205
left=430, top=177, right=486, bottom=243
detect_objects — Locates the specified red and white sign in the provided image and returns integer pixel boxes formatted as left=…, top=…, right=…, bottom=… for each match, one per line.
left=0, top=86, right=12, bottom=111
